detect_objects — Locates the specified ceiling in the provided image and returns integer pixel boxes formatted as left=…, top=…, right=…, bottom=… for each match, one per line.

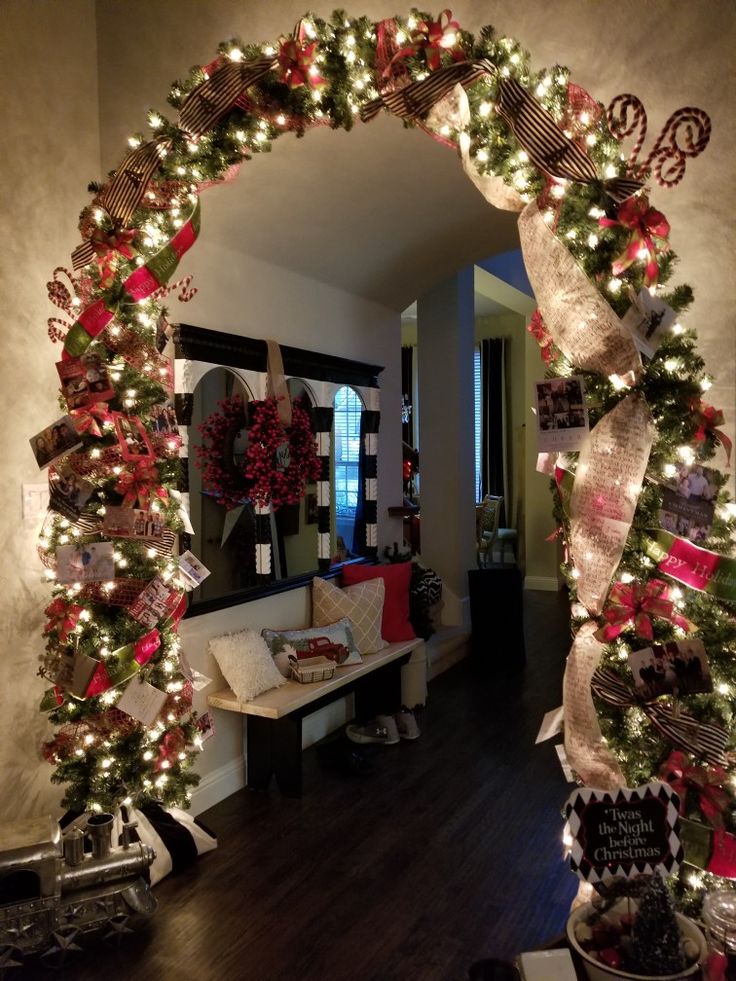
left=96, top=1, right=735, bottom=332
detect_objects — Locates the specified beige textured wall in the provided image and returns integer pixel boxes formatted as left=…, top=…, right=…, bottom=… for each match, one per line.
left=0, top=0, right=101, bottom=820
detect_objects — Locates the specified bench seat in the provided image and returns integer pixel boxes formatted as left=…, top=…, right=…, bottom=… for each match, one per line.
left=207, top=638, right=425, bottom=797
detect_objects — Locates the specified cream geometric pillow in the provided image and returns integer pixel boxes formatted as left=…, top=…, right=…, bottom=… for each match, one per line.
left=311, top=576, right=387, bottom=655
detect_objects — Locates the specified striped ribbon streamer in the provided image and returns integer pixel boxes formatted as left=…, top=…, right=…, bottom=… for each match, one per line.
left=495, top=76, right=642, bottom=203
left=361, top=58, right=495, bottom=123
left=103, top=137, right=173, bottom=229
left=362, top=410, right=380, bottom=557
left=179, top=56, right=277, bottom=137
left=591, top=667, right=728, bottom=766
left=313, top=406, right=334, bottom=571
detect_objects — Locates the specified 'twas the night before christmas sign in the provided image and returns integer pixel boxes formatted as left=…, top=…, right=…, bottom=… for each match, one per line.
left=564, top=781, right=683, bottom=883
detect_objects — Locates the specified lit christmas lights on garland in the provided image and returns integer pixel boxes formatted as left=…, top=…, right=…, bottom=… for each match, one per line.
left=34, top=8, right=734, bottom=910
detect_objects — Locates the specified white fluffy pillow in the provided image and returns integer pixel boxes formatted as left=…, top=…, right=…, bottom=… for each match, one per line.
left=208, top=628, right=287, bottom=702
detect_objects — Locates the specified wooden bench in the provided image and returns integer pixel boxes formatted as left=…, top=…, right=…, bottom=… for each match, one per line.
left=208, top=638, right=425, bottom=798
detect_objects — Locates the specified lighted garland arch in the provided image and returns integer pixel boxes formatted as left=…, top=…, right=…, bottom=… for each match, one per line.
left=39, top=7, right=736, bottom=899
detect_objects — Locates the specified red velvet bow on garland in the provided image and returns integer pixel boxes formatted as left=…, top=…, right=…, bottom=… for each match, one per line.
left=660, top=750, right=731, bottom=827
left=155, top=726, right=187, bottom=770
left=278, top=23, right=326, bottom=90
left=115, top=459, right=168, bottom=509
left=70, top=402, right=112, bottom=438
left=44, top=597, right=83, bottom=644
left=387, top=8, right=464, bottom=75
left=594, top=578, right=696, bottom=642
left=599, top=194, right=670, bottom=287
left=691, top=398, right=732, bottom=467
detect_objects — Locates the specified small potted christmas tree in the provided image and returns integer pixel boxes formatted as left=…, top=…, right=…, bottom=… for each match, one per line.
left=567, top=875, right=706, bottom=980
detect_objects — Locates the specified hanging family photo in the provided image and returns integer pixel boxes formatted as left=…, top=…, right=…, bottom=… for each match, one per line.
left=56, top=353, right=114, bottom=410
left=113, top=412, right=154, bottom=460
left=30, top=416, right=83, bottom=469
left=102, top=506, right=165, bottom=540
left=149, top=402, right=179, bottom=435
left=55, top=542, right=115, bottom=584
left=535, top=376, right=589, bottom=452
left=48, top=464, right=94, bottom=520
left=128, top=576, right=182, bottom=629
left=621, top=287, right=678, bottom=359
left=177, top=550, right=211, bottom=590
left=659, top=463, right=718, bottom=542
left=628, top=639, right=712, bottom=700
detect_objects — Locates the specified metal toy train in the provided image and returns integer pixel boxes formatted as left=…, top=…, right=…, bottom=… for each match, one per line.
left=0, top=812, right=156, bottom=967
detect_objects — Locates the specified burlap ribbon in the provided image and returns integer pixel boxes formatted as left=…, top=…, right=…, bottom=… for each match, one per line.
left=569, top=393, right=654, bottom=614
left=265, top=339, right=292, bottom=427
left=563, top=621, right=627, bottom=790
left=592, top=667, right=728, bottom=766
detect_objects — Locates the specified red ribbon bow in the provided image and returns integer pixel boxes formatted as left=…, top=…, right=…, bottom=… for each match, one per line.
left=595, top=578, right=696, bottom=642
left=155, top=726, right=187, bottom=770
left=44, top=597, right=84, bottom=644
left=115, top=460, right=168, bottom=509
left=661, top=750, right=731, bottom=827
left=387, top=9, right=464, bottom=75
left=278, top=23, right=326, bottom=90
left=599, top=194, right=670, bottom=287
left=691, top=398, right=732, bottom=467
left=527, top=310, right=557, bottom=364
left=70, top=402, right=112, bottom=438
left=91, top=227, right=138, bottom=262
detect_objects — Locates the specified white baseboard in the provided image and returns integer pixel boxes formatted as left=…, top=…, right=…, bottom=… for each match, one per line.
left=190, top=756, right=245, bottom=816
left=524, top=576, right=562, bottom=592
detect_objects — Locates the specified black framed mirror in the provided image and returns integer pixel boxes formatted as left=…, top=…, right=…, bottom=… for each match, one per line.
left=173, top=324, right=383, bottom=616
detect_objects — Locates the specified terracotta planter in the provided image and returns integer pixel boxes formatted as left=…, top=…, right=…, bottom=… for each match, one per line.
left=566, top=902, right=707, bottom=981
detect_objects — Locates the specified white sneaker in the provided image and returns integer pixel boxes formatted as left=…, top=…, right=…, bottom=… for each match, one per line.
left=395, top=710, right=420, bottom=740
left=346, top=717, right=399, bottom=746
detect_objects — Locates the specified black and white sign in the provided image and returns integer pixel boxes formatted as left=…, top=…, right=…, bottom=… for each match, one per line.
left=564, top=781, right=683, bottom=883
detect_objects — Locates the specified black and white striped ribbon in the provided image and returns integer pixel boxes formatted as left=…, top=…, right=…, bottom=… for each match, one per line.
left=179, top=56, right=276, bottom=137
left=254, top=502, right=272, bottom=581
left=71, top=239, right=96, bottom=271
left=313, top=406, right=334, bottom=571
left=361, top=59, right=495, bottom=123
left=100, top=137, right=172, bottom=226
left=495, top=76, right=643, bottom=203
left=592, top=668, right=728, bottom=766
left=362, top=410, right=380, bottom=557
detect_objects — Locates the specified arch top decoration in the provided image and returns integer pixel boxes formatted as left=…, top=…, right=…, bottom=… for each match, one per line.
left=37, top=7, right=736, bottom=899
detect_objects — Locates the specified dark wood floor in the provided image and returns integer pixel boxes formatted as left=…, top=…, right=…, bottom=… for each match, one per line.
left=26, top=589, right=578, bottom=981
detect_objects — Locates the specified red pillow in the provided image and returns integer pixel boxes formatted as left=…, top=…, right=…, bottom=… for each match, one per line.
left=342, top=562, right=416, bottom=643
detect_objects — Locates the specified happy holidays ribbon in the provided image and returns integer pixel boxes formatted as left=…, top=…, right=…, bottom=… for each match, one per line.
left=278, top=21, right=326, bottom=89
left=44, top=597, right=83, bottom=645
left=642, top=530, right=736, bottom=603
left=594, top=578, right=696, bottom=642
left=599, top=194, right=671, bottom=288
left=63, top=199, right=200, bottom=360
left=691, top=398, right=732, bottom=467
left=70, top=402, right=113, bottom=438
left=591, top=666, right=728, bottom=766
left=115, top=460, right=168, bottom=509
left=660, top=750, right=731, bottom=827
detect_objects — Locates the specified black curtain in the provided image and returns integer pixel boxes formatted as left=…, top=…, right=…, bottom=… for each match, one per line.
left=480, top=338, right=505, bottom=501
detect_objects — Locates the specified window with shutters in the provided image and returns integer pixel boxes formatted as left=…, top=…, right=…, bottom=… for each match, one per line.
left=333, top=385, right=363, bottom=544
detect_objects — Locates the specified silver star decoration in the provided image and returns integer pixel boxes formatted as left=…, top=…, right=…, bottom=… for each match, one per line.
left=104, top=914, right=133, bottom=944
left=40, top=928, right=82, bottom=964
left=0, top=945, right=23, bottom=978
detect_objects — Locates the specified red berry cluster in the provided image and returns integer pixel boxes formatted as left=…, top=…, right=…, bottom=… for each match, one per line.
left=245, top=397, right=322, bottom=509
left=195, top=394, right=251, bottom=511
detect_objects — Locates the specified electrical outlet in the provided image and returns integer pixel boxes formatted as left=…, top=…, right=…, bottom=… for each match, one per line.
left=23, top=483, right=50, bottom=519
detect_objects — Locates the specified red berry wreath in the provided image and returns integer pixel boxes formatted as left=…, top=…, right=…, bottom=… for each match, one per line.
left=195, top=394, right=320, bottom=511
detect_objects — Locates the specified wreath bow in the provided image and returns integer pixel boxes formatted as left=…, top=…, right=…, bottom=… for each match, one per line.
left=115, top=460, right=168, bottom=509
left=660, top=750, right=731, bottom=827
left=594, top=578, right=696, bottom=642
left=44, top=597, right=83, bottom=644
left=599, top=194, right=670, bottom=287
